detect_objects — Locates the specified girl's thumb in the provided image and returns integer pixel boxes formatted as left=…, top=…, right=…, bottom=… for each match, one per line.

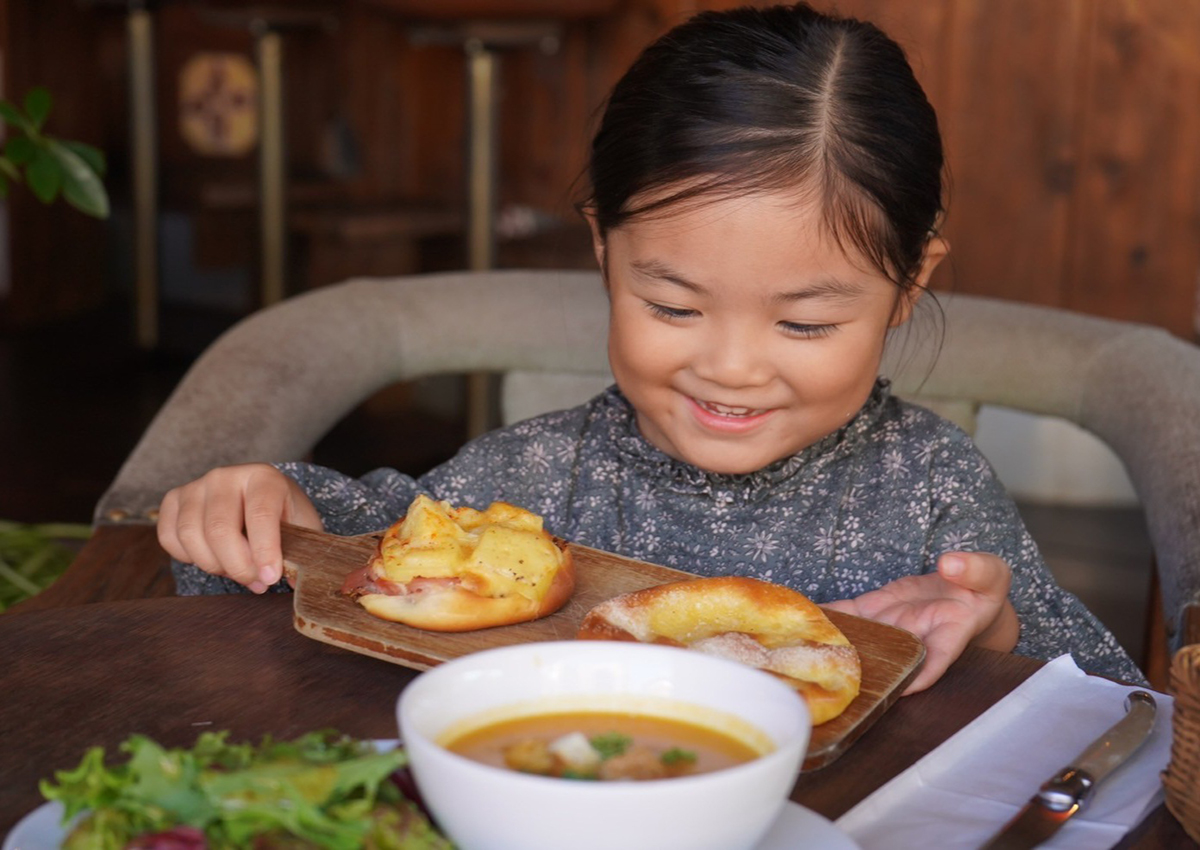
left=938, top=551, right=1008, bottom=594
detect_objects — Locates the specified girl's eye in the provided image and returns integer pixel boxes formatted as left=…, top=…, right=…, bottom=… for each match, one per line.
left=644, top=302, right=697, bottom=320
left=779, top=321, right=836, bottom=339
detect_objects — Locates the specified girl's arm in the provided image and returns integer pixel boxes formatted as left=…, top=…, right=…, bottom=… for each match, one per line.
left=825, top=551, right=1018, bottom=694
left=161, top=405, right=586, bottom=596
left=919, top=421, right=1142, bottom=685
left=829, top=411, right=1143, bottom=692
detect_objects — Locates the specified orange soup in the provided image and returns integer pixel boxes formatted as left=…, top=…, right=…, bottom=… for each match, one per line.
left=443, top=711, right=764, bottom=781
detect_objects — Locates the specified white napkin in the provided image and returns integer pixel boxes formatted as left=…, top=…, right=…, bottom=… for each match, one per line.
left=836, top=654, right=1174, bottom=850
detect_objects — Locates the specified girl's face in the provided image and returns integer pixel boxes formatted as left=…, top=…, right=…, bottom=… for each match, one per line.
left=594, top=190, right=947, bottom=476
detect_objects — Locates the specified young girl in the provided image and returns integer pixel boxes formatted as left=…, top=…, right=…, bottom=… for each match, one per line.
left=158, top=3, right=1143, bottom=691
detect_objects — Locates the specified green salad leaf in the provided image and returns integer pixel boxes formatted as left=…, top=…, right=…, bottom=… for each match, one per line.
left=0, top=520, right=92, bottom=612
left=39, top=730, right=454, bottom=849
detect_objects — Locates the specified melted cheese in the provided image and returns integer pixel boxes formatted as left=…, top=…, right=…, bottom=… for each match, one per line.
left=632, top=583, right=851, bottom=650
left=376, top=495, right=563, bottom=601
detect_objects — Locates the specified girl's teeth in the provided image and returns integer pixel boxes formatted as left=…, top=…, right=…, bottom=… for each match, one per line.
left=701, top=401, right=761, bottom=416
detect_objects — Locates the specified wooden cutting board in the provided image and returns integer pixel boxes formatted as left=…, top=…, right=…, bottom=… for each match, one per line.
left=280, top=523, right=925, bottom=771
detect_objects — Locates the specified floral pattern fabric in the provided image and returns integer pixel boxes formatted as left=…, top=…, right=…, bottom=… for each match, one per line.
left=173, top=380, right=1144, bottom=684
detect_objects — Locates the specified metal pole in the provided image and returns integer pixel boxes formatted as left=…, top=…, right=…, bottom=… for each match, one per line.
left=465, top=40, right=498, bottom=438
left=256, top=26, right=286, bottom=306
left=128, top=7, right=158, bottom=349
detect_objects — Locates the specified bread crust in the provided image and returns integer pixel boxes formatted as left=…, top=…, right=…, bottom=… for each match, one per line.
left=578, top=576, right=861, bottom=725
left=356, top=542, right=574, bottom=631
left=347, top=497, right=576, bottom=631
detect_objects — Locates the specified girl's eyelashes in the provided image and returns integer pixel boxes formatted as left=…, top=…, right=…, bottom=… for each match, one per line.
left=644, top=302, right=697, bottom=320
left=778, top=321, right=837, bottom=339
left=643, top=301, right=838, bottom=338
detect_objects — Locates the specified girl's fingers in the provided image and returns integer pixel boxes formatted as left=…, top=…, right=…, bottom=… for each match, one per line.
left=244, top=471, right=291, bottom=587
left=821, top=598, right=859, bottom=616
left=903, top=645, right=952, bottom=694
left=155, top=490, right=184, bottom=563
left=201, top=487, right=261, bottom=590
left=284, top=488, right=324, bottom=532
left=938, top=552, right=1010, bottom=596
left=903, top=623, right=972, bottom=695
left=171, top=487, right=225, bottom=581
left=155, top=464, right=304, bottom=592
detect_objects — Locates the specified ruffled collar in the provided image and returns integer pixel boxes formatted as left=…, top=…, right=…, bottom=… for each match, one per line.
left=598, top=380, right=892, bottom=502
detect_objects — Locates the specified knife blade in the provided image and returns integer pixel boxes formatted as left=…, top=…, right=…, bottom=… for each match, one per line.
left=980, top=689, right=1157, bottom=850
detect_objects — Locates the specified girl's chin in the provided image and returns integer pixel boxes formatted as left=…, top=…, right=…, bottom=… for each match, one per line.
left=674, top=444, right=791, bottom=476
left=635, top=411, right=799, bottom=473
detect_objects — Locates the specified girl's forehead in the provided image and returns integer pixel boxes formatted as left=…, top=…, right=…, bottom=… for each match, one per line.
left=610, top=189, right=886, bottom=287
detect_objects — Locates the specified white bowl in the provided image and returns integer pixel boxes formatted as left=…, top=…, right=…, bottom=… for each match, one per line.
left=397, top=641, right=810, bottom=850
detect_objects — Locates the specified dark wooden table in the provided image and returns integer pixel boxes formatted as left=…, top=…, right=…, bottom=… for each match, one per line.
left=2, top=526, right=1194, bottom=847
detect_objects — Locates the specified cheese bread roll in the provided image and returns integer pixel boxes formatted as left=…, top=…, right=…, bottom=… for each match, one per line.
left=578, top=576, right=861, bottom=725
left=343, top=495, right=574, bottom=631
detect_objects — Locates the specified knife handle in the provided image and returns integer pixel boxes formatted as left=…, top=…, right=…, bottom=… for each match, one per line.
left=1038, top=689, right=1157, bottom=811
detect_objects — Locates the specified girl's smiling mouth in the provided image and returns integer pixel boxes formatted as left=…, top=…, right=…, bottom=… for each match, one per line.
left=688, top=396, right=776, bottom=431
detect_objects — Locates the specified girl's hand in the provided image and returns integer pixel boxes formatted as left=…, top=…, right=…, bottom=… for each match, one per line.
left=156, top=463, right=323, bottom=593
left=824, top=552, right=1019, bottom=695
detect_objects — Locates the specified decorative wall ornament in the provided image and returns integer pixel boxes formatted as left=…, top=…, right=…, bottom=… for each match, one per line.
left=178, top=53, right=258, bottom=157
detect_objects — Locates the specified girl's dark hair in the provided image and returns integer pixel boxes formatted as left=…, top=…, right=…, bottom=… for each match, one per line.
left=586, top=2, right=944, bottom=290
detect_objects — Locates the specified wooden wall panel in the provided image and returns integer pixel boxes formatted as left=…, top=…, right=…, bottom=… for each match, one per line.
left=338, top=8, right=465, bottom=204
left=492, top=0, right=682, bottom=217
left=1065, top=0, right=1200, bottom=336
left=935, top=0, right=1089, bottom=306
left=154, top=5, right=256, bottom=207
left=2, top=0, right=1198, bottom=338
left=498, top=26, right=593, bottom=217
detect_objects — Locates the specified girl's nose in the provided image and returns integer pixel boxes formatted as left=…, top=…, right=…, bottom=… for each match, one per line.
left=692, top=323, right=773, bottom=388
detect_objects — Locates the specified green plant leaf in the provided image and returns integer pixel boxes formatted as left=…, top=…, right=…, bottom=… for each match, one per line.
left=0, top=100, right=32, bottom=134
left=24, top=87, right=52, bottom=130
left=0, top=157, right=19, bottom=182
left=0, top=171, right=8, bottom=198
left=5, top=134, right=37, bottom=165
left=26, top=148, right=63, bottom=204
left=49, top=140, right=109, bottom=218
left=63, top=141, right=107, bottom=177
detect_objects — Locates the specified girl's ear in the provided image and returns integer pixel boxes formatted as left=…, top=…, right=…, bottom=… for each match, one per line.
left=890, top=236, right=950, bottom=326
left=581, top=206, right=607, bottom=275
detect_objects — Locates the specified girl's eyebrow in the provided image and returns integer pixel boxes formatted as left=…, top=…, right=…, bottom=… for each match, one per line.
left=631, top=258, right=866, bottom=303
left=630, top=259, right=706, bottom=293
left=771, top=278, right=868, bottom=304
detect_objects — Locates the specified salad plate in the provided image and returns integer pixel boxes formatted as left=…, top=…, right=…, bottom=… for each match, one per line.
left=3, top=802, right=72, bottom=850
left=5, top=798, right=859, bottom=850
left=6, top=737, right=860, bottom=850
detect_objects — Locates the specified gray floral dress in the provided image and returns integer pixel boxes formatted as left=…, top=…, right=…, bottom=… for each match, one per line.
left=173, top=380, right=1144, bottom=684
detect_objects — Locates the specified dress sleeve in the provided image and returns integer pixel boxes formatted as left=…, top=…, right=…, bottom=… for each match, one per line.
left=275, top=461, right=425, bottom=536
left=927, top=430, right=1147, bottom=685
left=279, top=399, right=595, bottom=539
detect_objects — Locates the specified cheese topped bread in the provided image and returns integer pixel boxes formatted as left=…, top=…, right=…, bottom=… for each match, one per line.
left=577, top=576, right=861, bottom=725
left=342, top=494, right=575, bottom=631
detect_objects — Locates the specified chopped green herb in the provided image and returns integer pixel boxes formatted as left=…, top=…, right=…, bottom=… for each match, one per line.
left=660, top=747, right=697, bottom=766
left=559, top=769, right=600, bottom=781
left=588, top=732, right=633, bottom=760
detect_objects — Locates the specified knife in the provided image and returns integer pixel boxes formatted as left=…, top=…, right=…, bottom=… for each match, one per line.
left=980, top=689, right=1157, bottom=850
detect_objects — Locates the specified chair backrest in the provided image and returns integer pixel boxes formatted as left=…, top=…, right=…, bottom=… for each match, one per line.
left=96, top=269, right=1200, bottom=644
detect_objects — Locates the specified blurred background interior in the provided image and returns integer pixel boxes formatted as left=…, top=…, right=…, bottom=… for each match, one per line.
left=2, top=0, right=1198, bottom=666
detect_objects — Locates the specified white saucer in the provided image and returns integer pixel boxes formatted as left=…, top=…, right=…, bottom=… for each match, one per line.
left=6, top=798, right=859, bottom=850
